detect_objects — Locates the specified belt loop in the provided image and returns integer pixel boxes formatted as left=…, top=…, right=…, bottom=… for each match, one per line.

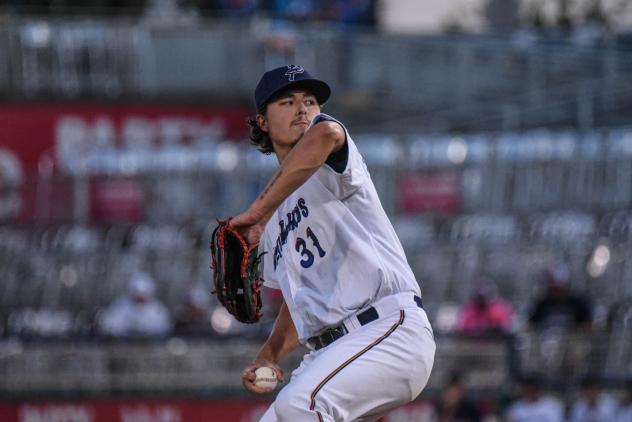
left=356, top=307, right=379, bottom=326
left=343, top=314, right=361, bottom=332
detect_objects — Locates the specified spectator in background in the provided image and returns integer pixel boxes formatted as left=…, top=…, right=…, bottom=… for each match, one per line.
left=569, top=374, right=619, bottom=422
left=505, top=374, right=564, bottom=422
left=216, top=0, right=258, bottom=17
left=617, top=379, right=632, bottom=422
left=267, top=0, right=374, bottom=26
left=457, top=279, right=513, bottom=334
left=97, top=272, right=172, bottom=338
left=528, top=263, right=592, bottom=332
left=173, top=282, right=213, bottom=336
left=335, top=0, right=375, bottom=27
left=270, top=0, right=317, bottom=21
left=436, top=371, right=481, bottom=422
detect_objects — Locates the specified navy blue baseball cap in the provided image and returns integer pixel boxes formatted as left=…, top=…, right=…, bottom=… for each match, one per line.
left=254, top=65, right=331, bottom=112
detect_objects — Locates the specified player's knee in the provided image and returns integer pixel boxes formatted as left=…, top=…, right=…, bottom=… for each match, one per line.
left=273, top=387, right=316, bottom=421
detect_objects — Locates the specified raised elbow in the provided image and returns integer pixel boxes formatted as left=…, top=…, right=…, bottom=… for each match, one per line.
left=314, top=121, right=344, bottom=152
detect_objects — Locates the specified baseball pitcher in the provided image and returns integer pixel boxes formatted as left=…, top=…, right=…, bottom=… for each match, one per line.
left=221, top=65, right=435, bottom=421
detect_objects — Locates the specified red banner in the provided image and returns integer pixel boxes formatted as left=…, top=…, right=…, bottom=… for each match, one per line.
left=0, top=103, right=248, bottom=170
left=0, top=399, right=436, bottom=422
left=398, top=172, right=460, bottom=215
left=90, top=177, right=144, bottom=223
left=0, top=102, right=249, bottom=223
left=0, top=399, right=271, bottom=422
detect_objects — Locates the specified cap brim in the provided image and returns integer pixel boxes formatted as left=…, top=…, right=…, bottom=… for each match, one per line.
left=262, top=79, right=331, bottom=110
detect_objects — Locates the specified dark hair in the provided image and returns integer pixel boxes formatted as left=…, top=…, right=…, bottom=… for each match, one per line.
left=247, top=113, right=274, bottom=155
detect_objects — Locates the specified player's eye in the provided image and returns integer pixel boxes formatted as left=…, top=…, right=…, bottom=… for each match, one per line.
left=305, top=99, right=316, bottom=106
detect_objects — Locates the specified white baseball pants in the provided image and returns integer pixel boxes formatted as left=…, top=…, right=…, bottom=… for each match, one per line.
left=259, top=293, right=436, bottom=422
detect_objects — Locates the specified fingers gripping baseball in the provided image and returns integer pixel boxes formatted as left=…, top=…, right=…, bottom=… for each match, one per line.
left=242, top=362, right=284, bottom=394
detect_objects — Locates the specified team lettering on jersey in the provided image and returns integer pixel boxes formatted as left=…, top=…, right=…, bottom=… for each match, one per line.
left=273, top=198, right=309, bottom=270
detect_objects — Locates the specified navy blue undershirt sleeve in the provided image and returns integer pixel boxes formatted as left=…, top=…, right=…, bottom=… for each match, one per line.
left=311, top=114, right=349, bottom=174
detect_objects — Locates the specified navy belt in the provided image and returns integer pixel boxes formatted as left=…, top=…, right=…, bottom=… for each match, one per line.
left=308, top=295, right=423, bottom=351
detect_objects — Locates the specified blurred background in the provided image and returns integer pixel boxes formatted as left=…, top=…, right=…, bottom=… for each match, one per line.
left=1, top=0, right=632, bottom=421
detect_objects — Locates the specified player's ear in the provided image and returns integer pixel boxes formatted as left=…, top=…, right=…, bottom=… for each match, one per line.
left=256, top=114, right=269, bottom=133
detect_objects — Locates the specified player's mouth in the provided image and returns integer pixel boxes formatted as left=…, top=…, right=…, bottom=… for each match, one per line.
left=293, top=120, right=310, bottom=127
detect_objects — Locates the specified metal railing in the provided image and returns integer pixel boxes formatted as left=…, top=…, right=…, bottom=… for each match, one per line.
left=0, top=335, right=512, bottom=398
left=0, top=331, right=628, bottom=399
left=1, top=19, right=631, bottom=131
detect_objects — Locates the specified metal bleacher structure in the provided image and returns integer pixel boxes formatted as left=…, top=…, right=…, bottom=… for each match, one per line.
left=1, top=16, right=632, bottom=129
left=1, top=15, right=632, bottom=398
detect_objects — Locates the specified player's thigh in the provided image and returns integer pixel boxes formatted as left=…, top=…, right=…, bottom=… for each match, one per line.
left=287, top=308, right=434, bottom=420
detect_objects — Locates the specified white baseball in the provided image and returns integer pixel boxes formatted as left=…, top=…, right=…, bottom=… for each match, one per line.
left=254, top=366, right=278, bottom=390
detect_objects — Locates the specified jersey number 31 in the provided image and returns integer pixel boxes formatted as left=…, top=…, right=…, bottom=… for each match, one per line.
left=295, top=226, right=326, bottom=268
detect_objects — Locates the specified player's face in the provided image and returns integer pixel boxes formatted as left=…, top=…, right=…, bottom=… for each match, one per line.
left=258, top=89, right=321, bottom=151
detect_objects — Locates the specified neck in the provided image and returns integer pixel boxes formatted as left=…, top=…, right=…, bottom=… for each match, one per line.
left=275, top=146, right=291, bottom=164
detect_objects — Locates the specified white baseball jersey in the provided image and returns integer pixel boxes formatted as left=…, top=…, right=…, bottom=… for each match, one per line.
left=262, top=113, right=421, bottom=343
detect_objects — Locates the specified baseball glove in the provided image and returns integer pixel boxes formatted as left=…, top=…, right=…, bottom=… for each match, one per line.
left=210, top=219, right=264, bottom=323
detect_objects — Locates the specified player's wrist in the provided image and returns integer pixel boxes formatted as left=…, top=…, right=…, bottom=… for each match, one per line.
left=248, top=203, right=269, bottom=225
left=254, top=345, right=282, bottom=366
left=253, top=353, right=276, bottom=366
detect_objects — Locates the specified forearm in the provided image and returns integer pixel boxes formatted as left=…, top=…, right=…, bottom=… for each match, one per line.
left=255, top=301, right=300, bottom=364
left=251, top=123, right=343, bottom=223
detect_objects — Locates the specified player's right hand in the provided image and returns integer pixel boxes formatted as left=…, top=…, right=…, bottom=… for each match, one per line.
left=241, top=361, right=285, bottom=394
